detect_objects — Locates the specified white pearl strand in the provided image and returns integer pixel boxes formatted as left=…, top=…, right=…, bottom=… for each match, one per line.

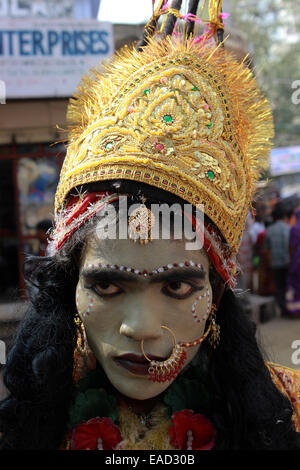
left=186, top=429, right=194, bottom=450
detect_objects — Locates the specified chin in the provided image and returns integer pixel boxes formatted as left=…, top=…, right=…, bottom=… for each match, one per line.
left=109, top=377, right=170, bottom=401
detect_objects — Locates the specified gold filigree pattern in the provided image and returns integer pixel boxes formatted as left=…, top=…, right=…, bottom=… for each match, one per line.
left=55, top=35, right=274, bottom=254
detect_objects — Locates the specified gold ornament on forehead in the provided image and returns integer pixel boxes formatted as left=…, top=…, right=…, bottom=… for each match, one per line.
left=128, top=204, right=156, bottom=244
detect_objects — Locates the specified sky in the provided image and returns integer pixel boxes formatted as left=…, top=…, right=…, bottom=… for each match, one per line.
left=98, top=0, right=154, bottom=24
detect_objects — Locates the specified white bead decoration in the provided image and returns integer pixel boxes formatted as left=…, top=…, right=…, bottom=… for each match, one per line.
left=97, top=437, right=103, bottom=450
left=77, top=285, right=94, bottom=318
left=186, top=429, right=193, bottom=450
left=191, top=286, right=211, bottom=323
left=83, top=260, right=204, bottom=278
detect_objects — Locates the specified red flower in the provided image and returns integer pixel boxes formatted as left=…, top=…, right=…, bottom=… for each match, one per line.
left=71, top=417, right=122, bottom=450
left=169, top=410, right=215, bottom=450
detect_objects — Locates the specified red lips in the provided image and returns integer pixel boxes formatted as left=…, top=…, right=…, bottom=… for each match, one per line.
left=114, top=352, right=167, bottom=376
left=118, top=353, right=166, bottom=363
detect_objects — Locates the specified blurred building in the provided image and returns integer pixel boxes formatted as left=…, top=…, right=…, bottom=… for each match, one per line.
left=270, top=146, right=300, bottom=199
left=0, top=0, right=111, bottom=300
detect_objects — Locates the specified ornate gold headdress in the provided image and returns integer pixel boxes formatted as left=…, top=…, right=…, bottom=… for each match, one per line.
left=54, top=0, right=273, bottom=257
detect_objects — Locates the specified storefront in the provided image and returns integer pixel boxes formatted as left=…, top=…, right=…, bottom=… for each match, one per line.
left=0, top=145, right=66, bottom=300
left=0, top=7, right=114, bottom=300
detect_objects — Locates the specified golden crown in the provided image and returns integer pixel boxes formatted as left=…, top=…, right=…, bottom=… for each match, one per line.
left=55, top=33, right=273, bottom=254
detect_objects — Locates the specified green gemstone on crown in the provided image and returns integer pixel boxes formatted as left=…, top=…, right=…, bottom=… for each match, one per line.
left=163, top=114, right=173, bottom=123
left=206, top=122, right=213, bottom=128
left=143, top=88, right=150, bottom=95
left=207, top=170, right=215, bottom=180
left=192, top=86, right=197, bottom=91
left=105, top=142, right=114, bottom=150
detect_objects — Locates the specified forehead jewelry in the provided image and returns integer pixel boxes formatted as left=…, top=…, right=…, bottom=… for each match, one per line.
left=128, top=204, right=155, bottom=244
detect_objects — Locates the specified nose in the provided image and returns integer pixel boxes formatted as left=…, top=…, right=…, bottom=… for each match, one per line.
left=119, top=291, right=163, bottom=342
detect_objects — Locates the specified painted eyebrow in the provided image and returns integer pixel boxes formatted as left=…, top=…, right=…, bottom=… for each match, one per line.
left=81, top=267, right=206, bottom=284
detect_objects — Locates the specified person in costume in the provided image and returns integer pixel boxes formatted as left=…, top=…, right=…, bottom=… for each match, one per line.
left=0, top=1, right=299, bottom=450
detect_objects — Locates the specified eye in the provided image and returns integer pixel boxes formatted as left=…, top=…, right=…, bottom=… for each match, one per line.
left=162, top=281, right=201, bottom=299
left=90, top=281, right=122, bottom=297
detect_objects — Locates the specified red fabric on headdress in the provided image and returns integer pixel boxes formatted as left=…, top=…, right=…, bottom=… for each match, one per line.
left=53, top=192, right=235, bottom=287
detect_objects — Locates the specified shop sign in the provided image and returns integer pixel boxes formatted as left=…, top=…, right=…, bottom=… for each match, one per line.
left=0, top=18, right=113, bottom=98
left=270, top=146, right=300, bottom=176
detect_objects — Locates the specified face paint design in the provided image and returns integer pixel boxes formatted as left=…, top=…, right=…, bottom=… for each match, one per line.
left=76, top=236, right=213, bottom=400
left=77, top=283, right=94, bottom=318
left=81, top=259, right=204, bottom=277
left=77, top=259, right=206, bottom=320
left=191, top=286, right=211, bottom=323
left=76, top=259, right=213, bottom=382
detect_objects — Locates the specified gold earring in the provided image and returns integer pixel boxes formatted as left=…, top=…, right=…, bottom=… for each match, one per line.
left=74, top=314, right=97, bottom=376
left=208, top=304, right=220, bottom=349
left=75, top=313, right=87, bottom=355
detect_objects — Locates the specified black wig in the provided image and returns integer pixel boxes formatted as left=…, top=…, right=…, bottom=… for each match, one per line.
left=0, top=180, right=299, bottom=450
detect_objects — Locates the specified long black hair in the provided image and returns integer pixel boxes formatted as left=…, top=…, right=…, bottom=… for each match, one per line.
left=0, top=180, right=299, bottom=450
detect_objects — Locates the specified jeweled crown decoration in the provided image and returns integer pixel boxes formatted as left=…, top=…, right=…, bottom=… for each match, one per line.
left=55, top=34, right=273, bottom=254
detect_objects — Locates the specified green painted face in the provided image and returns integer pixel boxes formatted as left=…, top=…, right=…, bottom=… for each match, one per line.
left=76, top=236, right=212, bottom=400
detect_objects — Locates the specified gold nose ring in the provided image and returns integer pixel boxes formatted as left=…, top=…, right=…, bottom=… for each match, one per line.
left=140, top=326, right=187, bottom=383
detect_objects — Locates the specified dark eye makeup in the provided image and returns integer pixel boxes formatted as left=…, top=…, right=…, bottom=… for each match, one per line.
left=84, top=279, right=204, bottom=300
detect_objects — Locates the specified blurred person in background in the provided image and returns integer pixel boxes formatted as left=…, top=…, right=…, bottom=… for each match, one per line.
left=286, top=207, right=300, bottom=318
left=256, top=217, right=274, bottom=296
left=236, top=211, right=254, bottom=292
left=265, top=208, right=291, bottom=316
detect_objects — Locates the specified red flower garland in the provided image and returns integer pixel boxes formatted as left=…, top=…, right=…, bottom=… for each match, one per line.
left=71, top=417, right=122, bottom=450
left=169, top=410, right=215, bottom=450
left=71, top=411, right=215, bottom=450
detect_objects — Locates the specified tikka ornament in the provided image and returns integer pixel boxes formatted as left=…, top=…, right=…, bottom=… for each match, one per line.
left=128, top=204, right=156, bottom=244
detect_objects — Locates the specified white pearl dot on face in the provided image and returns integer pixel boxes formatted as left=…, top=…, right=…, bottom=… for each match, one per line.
left=191, top=286, right=211, bottom=323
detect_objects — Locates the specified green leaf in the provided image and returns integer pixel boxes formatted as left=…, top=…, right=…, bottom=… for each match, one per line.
left=163, top=376, right=210, bottom=418
left=68, top=388, right=118, bottom=429
left=76, top=367, right=111, bottom=393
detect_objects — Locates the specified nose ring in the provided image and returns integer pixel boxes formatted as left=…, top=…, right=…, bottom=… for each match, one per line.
left=140, top=326, right=187, bottom=383
left=140, top=305, right=219, bottom=383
